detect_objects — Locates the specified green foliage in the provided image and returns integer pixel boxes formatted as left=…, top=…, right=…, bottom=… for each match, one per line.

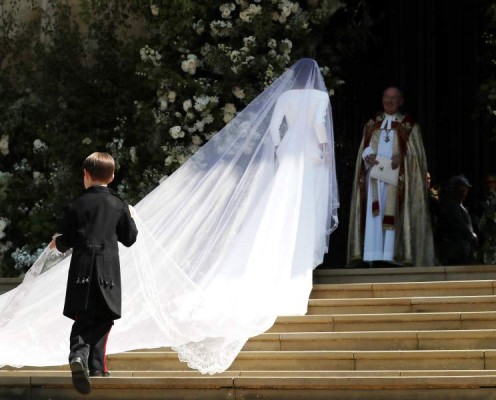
left=0, top=0, right=373, bottom=276
left=480, top=2, right=496, bottom=138
left=0, top=0, right=151, bottom=275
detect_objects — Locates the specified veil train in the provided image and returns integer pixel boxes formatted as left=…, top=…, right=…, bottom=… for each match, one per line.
left=0, top=58, right=339, bottom=374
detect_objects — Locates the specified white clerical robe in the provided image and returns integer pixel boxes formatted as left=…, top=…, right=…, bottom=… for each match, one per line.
left=362, top=114, right=397, bottom=261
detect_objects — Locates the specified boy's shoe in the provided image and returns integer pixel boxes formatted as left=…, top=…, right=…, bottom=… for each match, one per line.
left=70, top=357, right=92, bottom=395
left=90, top=370, right=111, bottom=377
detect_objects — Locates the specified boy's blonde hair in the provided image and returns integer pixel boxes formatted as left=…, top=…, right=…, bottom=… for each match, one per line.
left=83, top=152, right=115, bottom=182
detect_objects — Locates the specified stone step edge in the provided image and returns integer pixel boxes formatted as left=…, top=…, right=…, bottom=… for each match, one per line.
left=275, top=310, right=496, bottom=323
left=308, top=295, right=496, bottom=306
left=3, top=375, right=496, bottom=390
left=108, top=349, right=496, bottom=360
left=252, top=328, right=496, bottom=342
left=3, top=369, right=496, bottom=378
left=311, top=279, right=496, bottom=292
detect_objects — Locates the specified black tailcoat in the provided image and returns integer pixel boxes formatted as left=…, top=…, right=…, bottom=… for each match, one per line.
left=55, top=186, right=138, bottom=320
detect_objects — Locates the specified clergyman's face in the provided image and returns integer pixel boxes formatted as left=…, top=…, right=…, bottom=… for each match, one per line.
left=382, top=88, right=404, bottom=115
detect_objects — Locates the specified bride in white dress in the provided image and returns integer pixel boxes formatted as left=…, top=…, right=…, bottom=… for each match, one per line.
left=0, top=58, right=338, bottom=374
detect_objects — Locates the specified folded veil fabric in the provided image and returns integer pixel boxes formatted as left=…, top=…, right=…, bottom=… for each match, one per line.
left=0, top=58, right=339, bottom=374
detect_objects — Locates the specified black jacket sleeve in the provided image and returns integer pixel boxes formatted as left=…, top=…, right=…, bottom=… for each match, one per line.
left=116, top=205, right=138, bottom=247
left=55, top=204, right=77, bottom=253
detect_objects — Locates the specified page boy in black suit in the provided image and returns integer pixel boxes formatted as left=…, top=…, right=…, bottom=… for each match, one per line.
left=49, top=152, right=138, bottom=395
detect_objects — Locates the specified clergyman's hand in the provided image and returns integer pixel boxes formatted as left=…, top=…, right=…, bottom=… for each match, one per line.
left=365, top=154, right=379, bottom=166
left=391, top=154, right=401, bottom=170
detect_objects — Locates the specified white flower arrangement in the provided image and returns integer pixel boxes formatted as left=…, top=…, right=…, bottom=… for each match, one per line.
left=177, top=154, right=188, bottom=165
left=210, top=20, right=233, bottom=37
left=140, top=45, right=162, bottom=67
left=167, top=91, right=177, bottom=102
left=181, top=54, right=200, bottom=75
left=169, top=125, right=185, bottom=139
left=232, top=86, right=246, bottom=99
left=150, top=4, right=159, bottom=16
left=192, top=135, right=203, bottom=145
left=0, top=135, right=9, bottom=156
left=0, top=217, right=9, bottom=239
left=219, top=3, right=236, bottom=19
left=280, top=38, right=293, bottom=54
left=183, top=99, right=193, bottom=111
left=130, top=146, right=137, bottom=163
left=33, top=139, right=48, bottom=153
left=11, top=245, right=45, bottom=270
left=193, top=95, right=218, bottom=112
left=239, top=4, right=262, bottom=22
left=158, top=96, right=168, bottom=111
left=230, top=50, right=242, bottom=63
left=223, top=103, right=237, bottom=123
left=243, top=36, right=256, bottom=48
left=193, top=19, right=205, bottom=35
left=32, top=171, right=45, bottom=184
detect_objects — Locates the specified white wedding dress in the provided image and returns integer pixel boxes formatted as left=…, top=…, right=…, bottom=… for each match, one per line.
left=0, top=58, right=339, bottom=374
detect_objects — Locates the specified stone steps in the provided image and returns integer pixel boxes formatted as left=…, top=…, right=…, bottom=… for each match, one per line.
left=310, top=280, right=496, bottom=298
left=244, top=329, right=496, bottom=351
left=107, top=349, right=496, bottom=371
left=3, top=373, right=496, bottom=400
left=307, top=295, right=496, bottom=314
left=314, top=265, right=496, bottom=284
left=4, top=271, right=496, bottom=398
left=270, top=311, right=496, bottom=332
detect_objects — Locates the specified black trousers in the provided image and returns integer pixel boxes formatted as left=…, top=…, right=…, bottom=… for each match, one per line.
left=69, top=269, right=114, bottom=372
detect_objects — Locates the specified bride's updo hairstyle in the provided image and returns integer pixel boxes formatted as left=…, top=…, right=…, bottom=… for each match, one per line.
left=83, top=152, right=115, bottom=182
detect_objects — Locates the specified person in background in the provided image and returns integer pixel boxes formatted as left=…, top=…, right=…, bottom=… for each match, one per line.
left=435, top=175, right=477, bottom=265
left=475, top=173, right=496, bottom=264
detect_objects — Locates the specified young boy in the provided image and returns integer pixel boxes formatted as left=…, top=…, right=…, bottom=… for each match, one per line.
left=49, top=152, right=138, bottom=395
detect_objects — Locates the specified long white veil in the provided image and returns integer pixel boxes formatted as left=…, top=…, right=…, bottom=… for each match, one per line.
left=0, top=58, right=338, bottom=374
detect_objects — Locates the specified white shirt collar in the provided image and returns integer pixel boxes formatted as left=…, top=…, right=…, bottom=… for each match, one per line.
left=380, top=113, right=398, bottom=130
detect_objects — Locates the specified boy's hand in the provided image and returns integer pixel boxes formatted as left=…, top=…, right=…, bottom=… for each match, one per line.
left=128, top=205, right=137, bottom=219
left=49, top=239, right=56, bottom=250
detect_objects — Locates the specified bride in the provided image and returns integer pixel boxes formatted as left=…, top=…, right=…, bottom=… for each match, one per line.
left=0, top=58, right=338, bottom=374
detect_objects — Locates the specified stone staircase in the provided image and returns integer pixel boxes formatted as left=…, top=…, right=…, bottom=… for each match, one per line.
left=2, top=265, right=496, bottom=399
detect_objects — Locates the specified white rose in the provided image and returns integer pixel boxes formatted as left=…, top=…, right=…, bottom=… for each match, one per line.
left=224, top=103, right=236, bottom=114
left=0, top=135, right=9, bottom=156
left=183, top=99, right=192, bottom=111
left=181, top=54, right=199, bottom=75
left=164, top=156, right=174, bottom=166
left=167, top=91, right=177, bottom=102
left=232, top=86, right=245, bottom=99
left=192, top=135, right=203, bottom=145
left=33, top=139, right=47, bottom=152
left=82, top=137, right=92, bottom=145
left=177, top=154, right=188, bottom=164
left=130, top=147, right=137, bottom=163
left=169, top=125, right=183, bottom=139
left=158, top=96, right=168, bottom=111
left=0, top=217, right=8, bottom=239
left=150, top=4, right=159, bottom=16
